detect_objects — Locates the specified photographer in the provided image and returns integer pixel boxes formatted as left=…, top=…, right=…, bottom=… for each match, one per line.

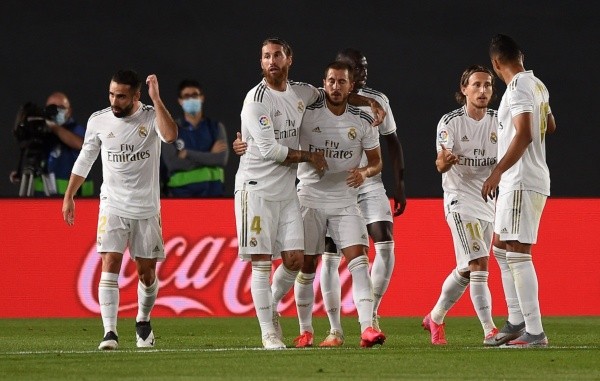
left=10, top=92, right=94, bottom=196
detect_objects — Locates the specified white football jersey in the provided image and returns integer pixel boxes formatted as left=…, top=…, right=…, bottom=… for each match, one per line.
left=297, top=92, right=380, bottom=209
left=235, top=79, right=319, bottom=201
left=497, top=71, right=551, bottom=196
left=436, top=106, right=498, bottom=222
left=356, top=87, right=397, bottom=195
left=72, top=103, right=166, bottom=219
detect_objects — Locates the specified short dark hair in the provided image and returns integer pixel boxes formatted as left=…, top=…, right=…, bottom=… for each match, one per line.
left=324, top=61, right=354, bottom=82
left=178, top=79, right=202, bottom=97
left=262, top=37, right=293, bottom=57
left=335, top=47, right=364, bottom=68
left=111, top=69, right=142, bottom=92
left=489, top=34, right=523, bottom=63
left=455, top=65, right=496, bottom=105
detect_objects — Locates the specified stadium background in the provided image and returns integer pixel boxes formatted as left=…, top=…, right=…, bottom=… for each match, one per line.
left=0, top=1, right=598, bottom=318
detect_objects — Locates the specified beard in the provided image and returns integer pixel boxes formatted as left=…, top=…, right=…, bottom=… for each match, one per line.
left=111, top=102, right=134, bottom=118
left=326, top=92, right=347, bottom=107
left=262, top=65, right=289, bottom=88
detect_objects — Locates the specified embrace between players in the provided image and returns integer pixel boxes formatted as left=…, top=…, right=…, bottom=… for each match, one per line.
left=61, top=34, right=555, bottom=351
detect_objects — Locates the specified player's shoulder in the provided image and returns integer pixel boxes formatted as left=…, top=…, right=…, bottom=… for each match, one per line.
left=360, top=87, right=389, bottom=104
left=486, top=108, right=498, bottom=119
left=88, top=107, right=113, bottom=123
left=348, top=104, right=375, bottom=125
left=440, top=107, right=466, bottom=125
left=245, top=81, right=271, bottom=104
left=289, top=80, right=314, bottom=89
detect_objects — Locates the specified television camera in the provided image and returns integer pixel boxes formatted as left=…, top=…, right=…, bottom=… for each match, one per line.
left=13, top=102, right=60, bottom=196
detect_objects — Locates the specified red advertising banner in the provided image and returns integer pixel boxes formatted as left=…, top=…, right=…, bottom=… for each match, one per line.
left=1, top=198, right=599, bottom=317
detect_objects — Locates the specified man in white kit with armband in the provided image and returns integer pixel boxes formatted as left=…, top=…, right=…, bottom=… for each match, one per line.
left=62, top=69, right=178, bottom=350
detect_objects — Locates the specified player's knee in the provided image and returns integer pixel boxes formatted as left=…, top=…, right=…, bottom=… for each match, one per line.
left=282, top=251, right=303, bottom=271
left=300, top=256, right=318, bottom=273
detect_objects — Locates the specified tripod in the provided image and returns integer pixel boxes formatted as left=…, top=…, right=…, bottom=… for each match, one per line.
left=19, top=166, right=56, bottom=197
left=17, top=144, right=57, bottom=197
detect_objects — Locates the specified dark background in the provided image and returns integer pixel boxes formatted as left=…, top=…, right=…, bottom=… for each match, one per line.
left=1, top=1, right=597, bottom=198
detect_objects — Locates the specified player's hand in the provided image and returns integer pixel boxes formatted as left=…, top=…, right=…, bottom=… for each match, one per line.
left=440, top=144, right=458, bottom=165
left=481, top=169, right=501, bottom=202
left=146, top=74, right=161, bottom=103
left=62, top=197, right=75, bottom=226
left=233, top=132, right=247, bottom=156
left=346, top=168, right=366, bottom=188
left=369, top=100, right=386, bottom=126
left=393, top=180, right=407, bottom=216
left=310, top=151, right=328, bottom=177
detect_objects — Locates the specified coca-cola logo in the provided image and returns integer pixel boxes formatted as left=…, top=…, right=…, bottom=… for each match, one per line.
left=77, top=234, right=357, bottom=316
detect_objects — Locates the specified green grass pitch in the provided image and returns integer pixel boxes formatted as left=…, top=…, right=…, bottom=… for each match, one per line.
left=0, top=316, right=598, bottom=380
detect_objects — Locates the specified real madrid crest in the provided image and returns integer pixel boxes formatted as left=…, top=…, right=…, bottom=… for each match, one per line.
left=250, top=237, right=258, bottom=247
left=348, top=127, right=357, bottom=140
left=138, top=125, right=148, bottom=138
left=297, top=101, right=305, bottom=113
left=472, top=242, right=481, bottom=252
left=490, top=131, right=497, bottom=144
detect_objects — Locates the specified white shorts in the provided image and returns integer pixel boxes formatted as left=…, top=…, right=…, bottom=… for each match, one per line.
left=494, top=190, right=547, bottom=244
left=301, top=204, right=368, bottom=255
left=357, top=187, right=393, bottom=225
left=446, top=212, right=493, bottom=272
left=96, top=206, right=165, bottom=261
left=235, top=190, right=304, bottom=260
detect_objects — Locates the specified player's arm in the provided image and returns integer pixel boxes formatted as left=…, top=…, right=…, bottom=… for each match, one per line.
left=146, top=74, right=178, bottom=143
left=348, top=93, right=386, bottom=126
left=546, top=112, right=556, bottom=135
left=481, top=112, right=532, bottom=201
left=347, top=146, right=382, bottom=188
left=281, top=148, right=327, bottom=175
left=62, top=173, right=86, bottom=226
left=384, top=132, right=407, bottom=216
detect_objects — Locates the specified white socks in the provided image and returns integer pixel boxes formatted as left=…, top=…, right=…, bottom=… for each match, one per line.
left=347, top=256, right=374, bottom=332
left=295, top=271, right=316, bottom=334
left=271, top=264, right=298, bottom=313
left=507, top=251, right=544, bottom=335
left=251, top=261, right=274, bottom=337
left=469, top=271, right=496, bottom=333
left=431, top=269, right=469, bottom=324
left=371, top=241, right=394, bottom=315
left=136, top=277, right=159, bottom=323
left=321, top=253, right=342, bottom=333
left=99, top=272, right=119, bottom=335
left=494, top=247, right=524, bottom=325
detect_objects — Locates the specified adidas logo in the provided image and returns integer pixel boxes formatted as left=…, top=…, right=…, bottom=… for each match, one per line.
left=152, top=245, right=160, bottom=252
left=274, top=110, right=282, bottom=117
left=461, top=135, right=469, bottom=142
left=501, top=228, right=508, bottom=233
left=107, top=132, right=116, bottom=138
left=312, top=126, right=322, bottom=133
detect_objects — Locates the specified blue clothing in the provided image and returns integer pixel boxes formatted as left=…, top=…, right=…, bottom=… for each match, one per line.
left=162, top=117, right=227, bottom=197
left=34, top=118, right=93, bottom=195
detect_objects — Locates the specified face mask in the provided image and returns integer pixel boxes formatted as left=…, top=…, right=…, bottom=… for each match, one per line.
left=182, top=98, right=202, bottom=115
left=55, top=108, right=68, bottom=125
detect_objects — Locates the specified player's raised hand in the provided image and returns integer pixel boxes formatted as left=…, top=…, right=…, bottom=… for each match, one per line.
left=146, top=74, right=161, bottom=102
